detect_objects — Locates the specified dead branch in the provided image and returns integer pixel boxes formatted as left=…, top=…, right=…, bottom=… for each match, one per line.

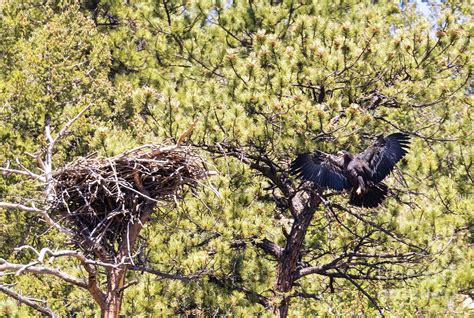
left=13, top=246, right=127, bottom=269
left=0, top=259, right=87, bottom=288
left=0, top=166, right=45, bottom=182
left=0, top=284, right=58, bottom=317
left=0, top=202, right=43, bottom=214
left=53, top=102, right=93, bottom=145
left=0, top=202, right=74, bottom=237
left=130, top=265, right=205, bottom=283
left=296, top=251, right=425, bottom=280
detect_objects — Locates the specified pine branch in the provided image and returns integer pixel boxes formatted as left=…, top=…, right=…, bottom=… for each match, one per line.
left=208, top=274, right=270, bottom=308
left=253, top=238, right=283, bottom=259
left=129, top=265, right=204, bottom=283
left=335, top=268, right=384, bottom=316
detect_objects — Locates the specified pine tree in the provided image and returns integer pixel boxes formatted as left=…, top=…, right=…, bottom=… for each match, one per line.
left=1, top=0, right=472, bottom=317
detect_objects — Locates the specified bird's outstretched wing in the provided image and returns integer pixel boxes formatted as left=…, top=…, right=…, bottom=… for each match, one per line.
left=291, top=151, right=351, bottom=191
left=358, top=133, right=410, bottom=184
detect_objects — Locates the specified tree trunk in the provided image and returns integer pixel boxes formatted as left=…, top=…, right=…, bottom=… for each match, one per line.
left=102, top=268, right=126, bottom=318
left=275, top=298, right=290, bottom=318
left=275, top=209, right=316, bottom=291
left=100, top=199, right=155, bottom=317
left=103, top=294, right=122, bottom=318
left=274, top=191, right=320, bottom=317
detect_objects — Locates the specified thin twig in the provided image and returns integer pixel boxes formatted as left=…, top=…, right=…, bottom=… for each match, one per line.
left=53, top=102, right=93, bottom=145
left=335, top=268, right=384, bottom=316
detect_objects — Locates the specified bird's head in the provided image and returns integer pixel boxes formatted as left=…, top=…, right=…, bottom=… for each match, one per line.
left=337, top=150, right=353, bottom=163
left=337, top=150, right=351, bottom=157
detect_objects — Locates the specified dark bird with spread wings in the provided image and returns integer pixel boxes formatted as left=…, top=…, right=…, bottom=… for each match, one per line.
left=291, top=133, right=410, bottom=208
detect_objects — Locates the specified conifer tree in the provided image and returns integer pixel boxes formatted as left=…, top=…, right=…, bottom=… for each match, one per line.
left=1, top=1, right=472, bottom=317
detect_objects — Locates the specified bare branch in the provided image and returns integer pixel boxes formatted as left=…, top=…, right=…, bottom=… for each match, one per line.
left=208, top=274, right=270, bottom=308
left=15, top=157, right=45, bottom=181
left=335, top=269, right=384, bottom=316
left=295, top=254, right=348, bottom=279
left=290, top=291, right=321, bottom=300
left=44, top=117, right=54, bottom=204
left=117, top=279, right=138, bottom=293
left=296, top=252, right=421, bottom=280
left=0, top=166, right=45, bottom=182
left=312, top=270, right=430, bottom=282
left=0, top=202, right=74, bottom=237
left=0, top=202, right=43, bottom=213
left=198, top=142, right=291, bottom=196
left=0, top=259, right=87, bottom=288
left=253, top=238, right=283, bottom=259
left=332, top=203, right=427, bottom=252
left=14, top=246, right=127, bottom=269
left=0, top=285, right=58, bottom=317
left=130, top=265, right=204, bottom=283
left=43, top=103, right=93, bottom=205
left=53, top=102, right=93, bottom=145
left=23, top=247, right=107, bottom=306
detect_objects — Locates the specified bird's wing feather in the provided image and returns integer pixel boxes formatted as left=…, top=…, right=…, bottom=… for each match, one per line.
left=291, top=151, right=351, bottom=191
left=358, top=133, right=410, bottom=184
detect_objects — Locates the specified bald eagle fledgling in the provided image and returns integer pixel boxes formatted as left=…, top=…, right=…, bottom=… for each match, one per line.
left=291, top=133, right=411, bottom=208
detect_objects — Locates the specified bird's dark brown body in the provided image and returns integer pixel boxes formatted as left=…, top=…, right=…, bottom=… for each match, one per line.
left=346, top=156, right=370, bottom=194
left=291, top=133, right=410, bottom=208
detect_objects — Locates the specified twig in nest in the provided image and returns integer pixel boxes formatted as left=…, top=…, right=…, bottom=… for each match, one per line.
left=50, top=145, right=208, bottom=253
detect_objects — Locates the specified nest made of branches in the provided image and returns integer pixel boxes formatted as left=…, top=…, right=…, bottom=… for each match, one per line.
left=50, top=145, right=208, bottom=249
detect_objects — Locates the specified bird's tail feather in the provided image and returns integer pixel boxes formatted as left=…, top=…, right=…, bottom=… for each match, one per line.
left=349, top=183, right=388, bottom=208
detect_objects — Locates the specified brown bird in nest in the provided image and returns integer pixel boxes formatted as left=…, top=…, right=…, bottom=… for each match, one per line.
left=176, top=120, right=197, bottom=146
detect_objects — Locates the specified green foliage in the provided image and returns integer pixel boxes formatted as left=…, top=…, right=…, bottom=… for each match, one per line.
left=1, top=0, right=472, bottom=316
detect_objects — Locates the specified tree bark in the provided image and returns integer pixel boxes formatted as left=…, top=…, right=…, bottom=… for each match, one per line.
left=274, top=191, right=320, bottom=317
left=275, top=298, right=290, bottom=318
left=102, top=267, right=127, bottom=318
left=100, top=189, right=155, bottom=318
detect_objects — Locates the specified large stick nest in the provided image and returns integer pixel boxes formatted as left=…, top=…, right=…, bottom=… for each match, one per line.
left=50, top=145, right=208, bottom=249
